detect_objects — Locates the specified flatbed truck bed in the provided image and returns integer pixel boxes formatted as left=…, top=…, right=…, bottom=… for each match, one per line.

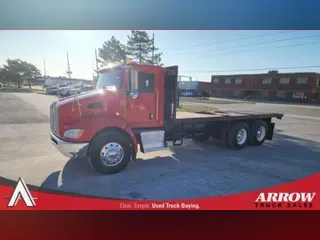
left=162, top=110, right=284, bottom=148
left=176, top=110, right=283, bottom=121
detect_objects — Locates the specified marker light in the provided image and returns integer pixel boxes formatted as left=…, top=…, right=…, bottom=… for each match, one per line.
left=63, top=129, right=84, bottom=139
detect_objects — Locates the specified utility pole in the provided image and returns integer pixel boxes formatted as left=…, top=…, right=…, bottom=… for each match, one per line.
left=43, top=60, right=47, bottom=77
left=152, top=33, right=155, bottom=65
left=95, top=49, right=99, bottom=71
left=66, top=52, right=72, bottom=79
left=94, top=49, right=99, bottom=87
left=139, top=41, right=142, bottom=63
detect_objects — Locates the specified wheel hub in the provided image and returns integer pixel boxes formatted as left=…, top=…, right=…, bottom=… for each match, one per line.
left=100, top=142, right=124, bottom=166
left=256, top=126, right=266, bottom=141
left=236, top=129, right=248, bottom=145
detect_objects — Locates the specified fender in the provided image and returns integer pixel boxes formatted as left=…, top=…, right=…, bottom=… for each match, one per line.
left=63, top=115, right=138, bottom=153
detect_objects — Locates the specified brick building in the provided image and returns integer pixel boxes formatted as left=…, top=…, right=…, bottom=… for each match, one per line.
left=201, top=71, right=320, bottom=103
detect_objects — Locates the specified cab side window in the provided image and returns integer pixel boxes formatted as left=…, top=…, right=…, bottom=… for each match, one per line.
left=138, top=72, right=155, bottom=93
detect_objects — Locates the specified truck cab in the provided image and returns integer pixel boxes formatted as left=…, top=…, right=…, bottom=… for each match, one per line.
left=50, top=61, right=179, bottom=174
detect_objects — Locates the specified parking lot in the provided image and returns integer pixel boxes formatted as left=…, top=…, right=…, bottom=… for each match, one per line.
left=0, top=92, right=319, bottom=200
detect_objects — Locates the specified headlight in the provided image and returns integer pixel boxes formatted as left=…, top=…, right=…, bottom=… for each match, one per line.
left=63, top=129, right=84, bottom=139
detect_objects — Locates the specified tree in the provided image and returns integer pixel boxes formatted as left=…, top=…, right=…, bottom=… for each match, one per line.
left=0, top=67, right=10, bottom=86
left=98, top=36, right=127, bottom=65
left=0, top=67, right=4, bottom=82
left=23, top=62, right=42, bottom=89
left=2, top=59, right=41, bottom=88
left=126, top=31, right=162, bottom=66
left=2, top=59, right=24, bottom=88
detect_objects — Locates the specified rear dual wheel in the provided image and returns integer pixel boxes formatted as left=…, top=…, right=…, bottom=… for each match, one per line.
left=249, top=120, right=268, bottom=146
left=225, top=120, right=268, bottom=150
left=227, top=122, right=250, bottom=150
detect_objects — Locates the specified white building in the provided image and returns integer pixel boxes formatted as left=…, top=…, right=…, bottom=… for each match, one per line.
left=178, top=81, right=199, bottom=90
left=43, top=77, right=93, bottom=88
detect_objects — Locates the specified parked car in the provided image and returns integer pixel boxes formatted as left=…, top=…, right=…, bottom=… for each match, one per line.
left=68, top=85, right=95, bottom=96
left=59, top=84, right=82, bottom=96
left=180, top=91, right=193, bottom=97
left=45, top=84, right=69, bottom=95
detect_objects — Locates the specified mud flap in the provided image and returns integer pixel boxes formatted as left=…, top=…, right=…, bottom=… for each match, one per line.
left=266, top=122, right=275, bottom=140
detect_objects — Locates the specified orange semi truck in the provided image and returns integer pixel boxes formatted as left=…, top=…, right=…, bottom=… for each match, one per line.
left=50, top=61, right=283, bottom=174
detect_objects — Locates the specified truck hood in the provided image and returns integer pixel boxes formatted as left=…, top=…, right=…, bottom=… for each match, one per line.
left=52, top=89, right=126, bottom=136
left=56, top=90, right=102, bottom=106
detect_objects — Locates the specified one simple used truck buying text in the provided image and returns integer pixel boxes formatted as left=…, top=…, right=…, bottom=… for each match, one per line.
left=50, top=61, right=283, bottom=174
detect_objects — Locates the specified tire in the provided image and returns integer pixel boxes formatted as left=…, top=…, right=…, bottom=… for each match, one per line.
left=89, top=131, right=131, bottom=174
left=227, top=122, right=250, bottom=150
left=249, top=120, right=268, bottom=146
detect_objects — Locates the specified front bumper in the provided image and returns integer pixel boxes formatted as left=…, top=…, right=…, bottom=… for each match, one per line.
left=50, top=132, right=89, bottom=158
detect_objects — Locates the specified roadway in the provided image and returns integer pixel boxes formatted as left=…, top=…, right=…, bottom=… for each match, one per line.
left=0, top=92, right=319, bottom=200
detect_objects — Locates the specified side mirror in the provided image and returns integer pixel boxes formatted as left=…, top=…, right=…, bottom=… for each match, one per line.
left=127, top=90, right=139, bottom=99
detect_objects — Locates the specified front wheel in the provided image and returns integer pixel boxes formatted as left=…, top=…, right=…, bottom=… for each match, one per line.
left=89, top=131, right=131, bottom=174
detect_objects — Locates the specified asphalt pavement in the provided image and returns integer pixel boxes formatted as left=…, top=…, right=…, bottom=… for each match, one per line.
left=0, top=92, right=319, bottom=200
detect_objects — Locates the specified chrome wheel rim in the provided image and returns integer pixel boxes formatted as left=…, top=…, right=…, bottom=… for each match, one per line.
left=100, top=142, right=124, bottom=166
left=236, top=129, right=248, bottom=145
left=256, top=126, right=266, bottom=141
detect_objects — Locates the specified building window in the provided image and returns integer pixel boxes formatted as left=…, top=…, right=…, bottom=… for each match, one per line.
left=212, top=78, right=219, bottom=84
left=317, top=79, right=320, bottom=87
left=262, top=78, right=272, bottom=84
left=279, top=77, right=290, bottom=84
left=235, top=78, right=242, bottom=84
left=225, top=78, right=231, bottom=84
left=292, top=92, right=305, bottom=99
left=296, top=77, right=308, bottom=84
left=277, top=91, right=287, bottom=98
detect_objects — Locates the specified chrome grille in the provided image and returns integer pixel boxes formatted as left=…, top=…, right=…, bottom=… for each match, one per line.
left=50, top=105, right=54, bottom=131
left=50, top=104, right=59, bottom=134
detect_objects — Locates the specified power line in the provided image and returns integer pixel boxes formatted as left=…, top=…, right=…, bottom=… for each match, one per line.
left=173, top=34, right=320, bottom=56
left=180, top=65, right=320, bottom=73
left=165, top=30, right=298, bottom=52
left=197, top=40, right=320, bottom=59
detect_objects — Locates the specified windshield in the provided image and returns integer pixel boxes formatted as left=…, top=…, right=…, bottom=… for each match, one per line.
left=96, top=69, right=123, bottom=90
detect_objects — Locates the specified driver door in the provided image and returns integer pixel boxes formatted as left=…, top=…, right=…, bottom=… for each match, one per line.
left=125, top=68, right=159, bottom=128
